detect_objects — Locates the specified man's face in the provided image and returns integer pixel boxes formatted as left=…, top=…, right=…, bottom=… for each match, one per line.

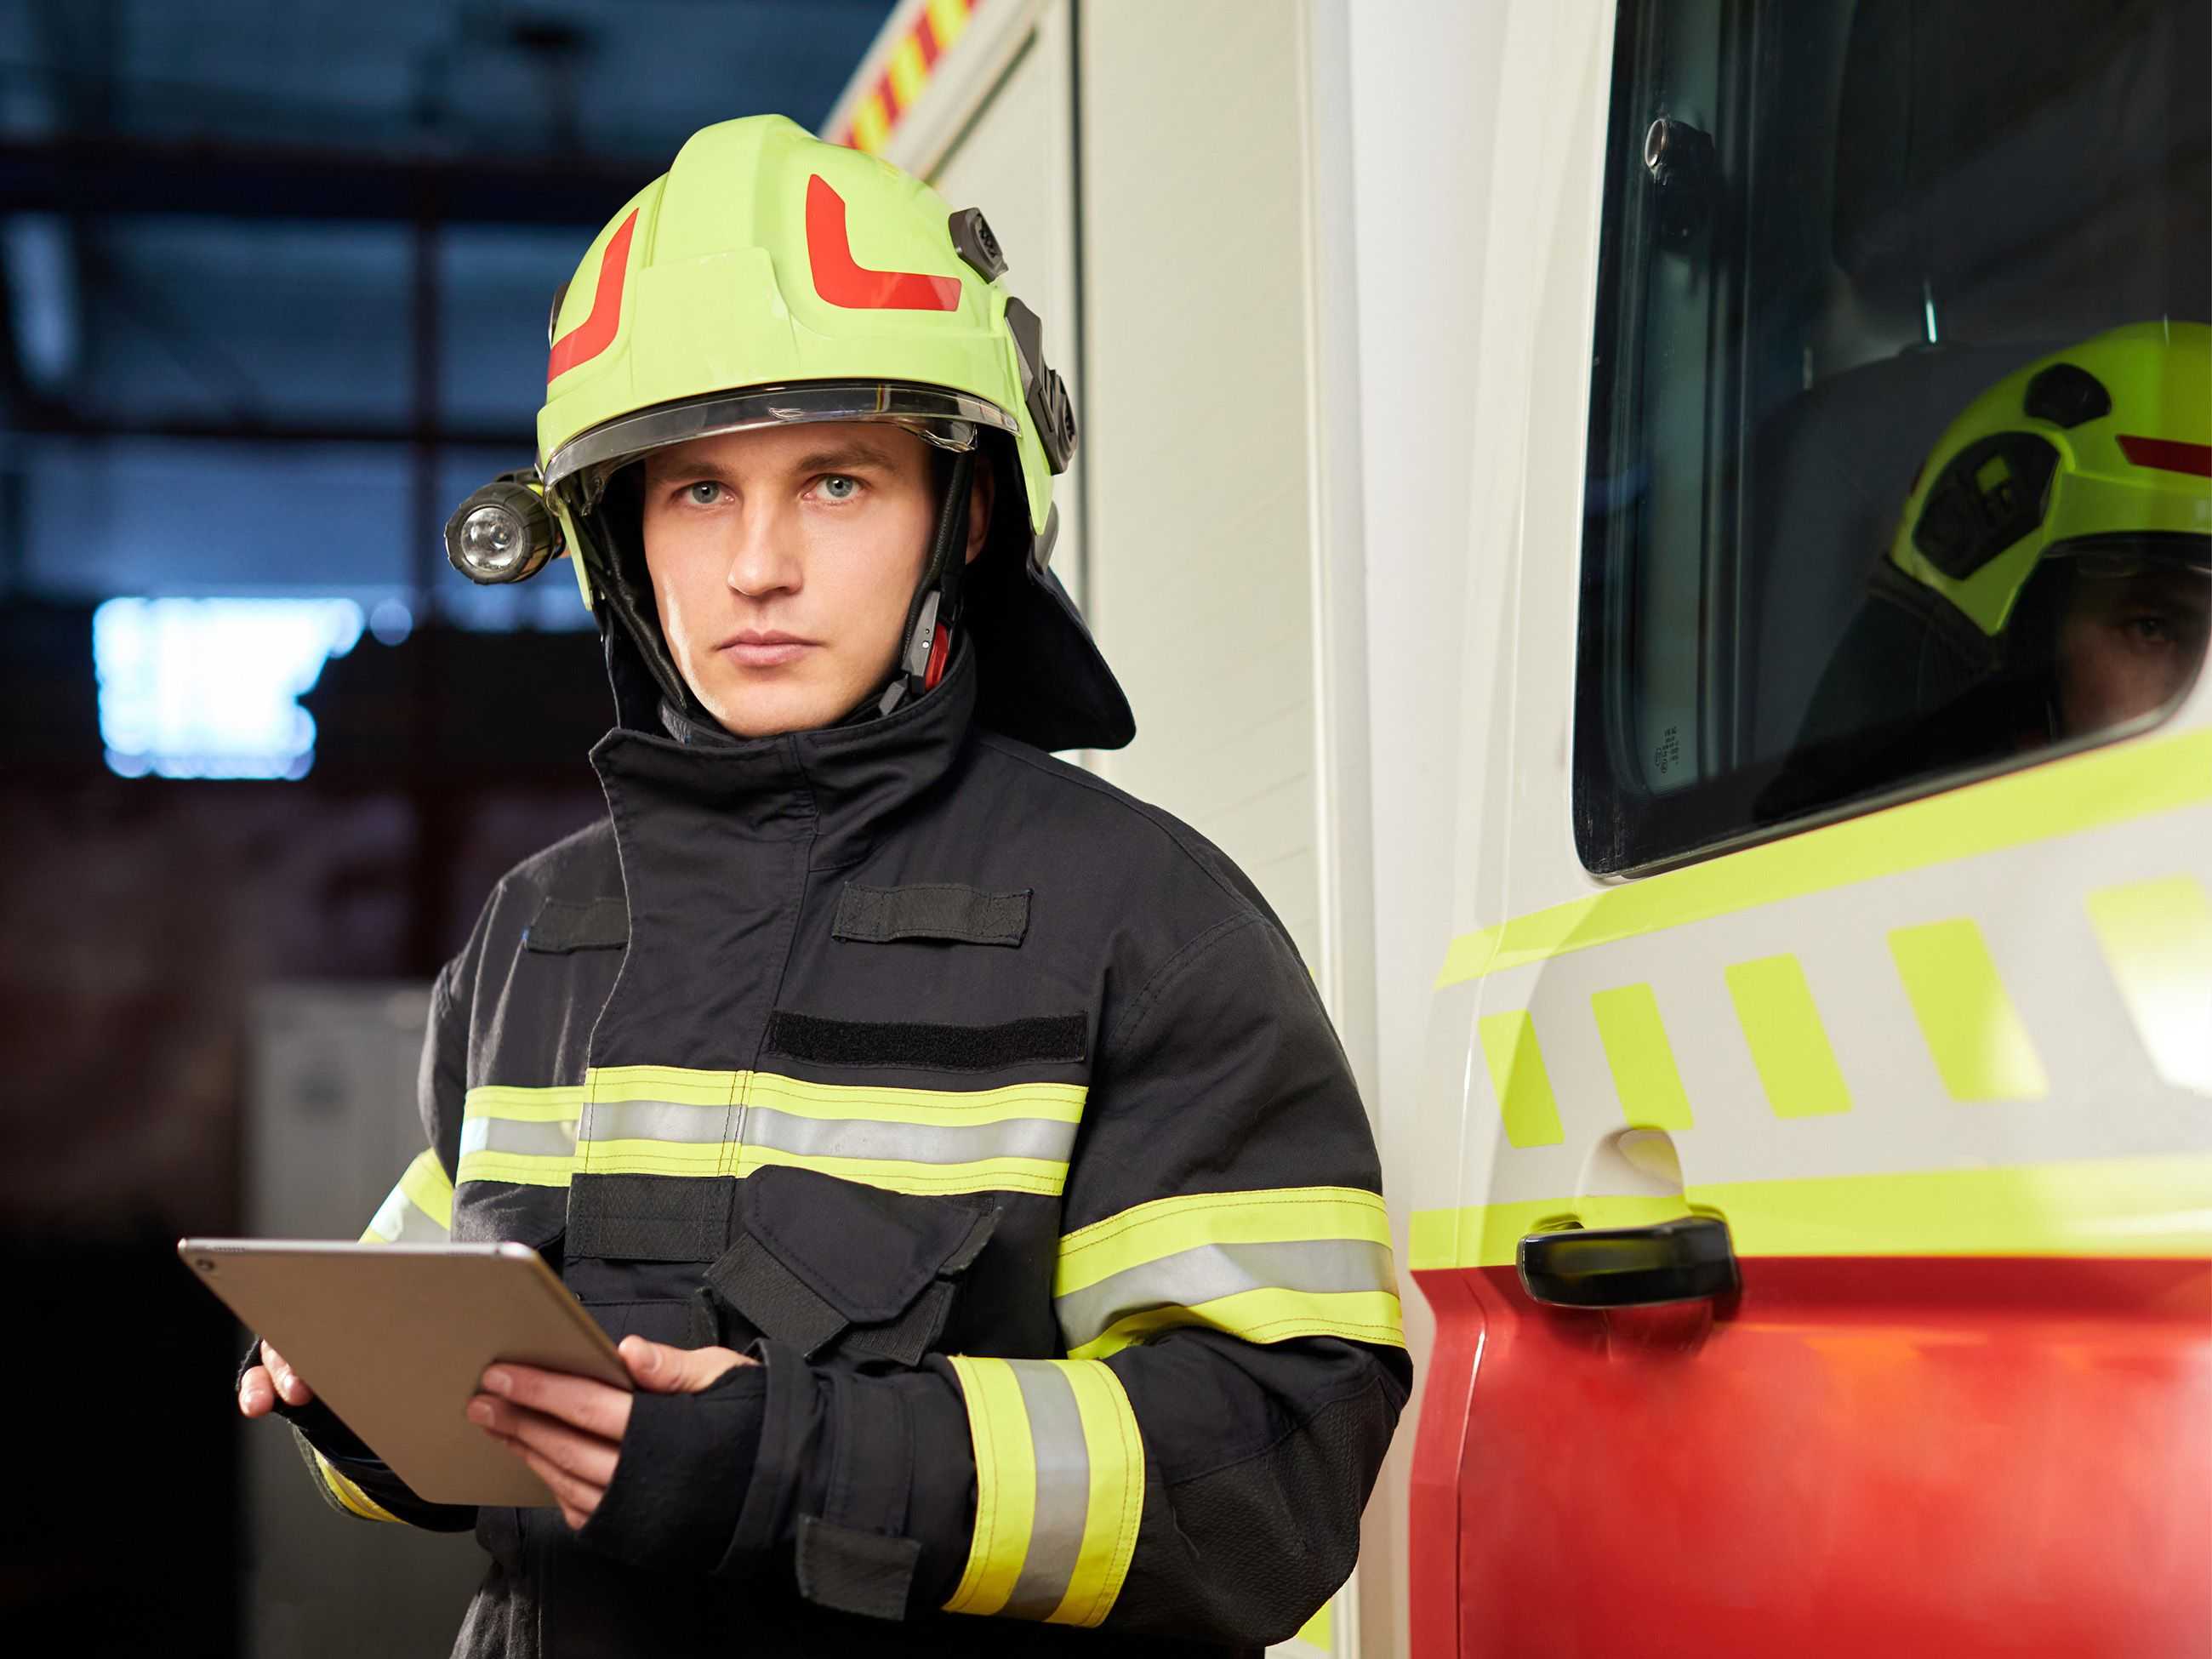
left=638, top=421, right=989, bottom=738
left=2052, top=560, right=2212, bottom=738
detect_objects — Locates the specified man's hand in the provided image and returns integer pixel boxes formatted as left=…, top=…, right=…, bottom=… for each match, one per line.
left=238, top=1342, right=313, bottom=1418
left=467, top=1336, right=755, bottom=1531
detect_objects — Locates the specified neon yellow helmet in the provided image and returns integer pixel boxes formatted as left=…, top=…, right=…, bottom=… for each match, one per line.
left=445, top=114, right=1130, bottom=751
left=1890, top=319, right=2211, bottom=638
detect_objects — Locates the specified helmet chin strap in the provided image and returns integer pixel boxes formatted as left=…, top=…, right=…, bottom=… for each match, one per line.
left=865, top=445, right=975, bottom=722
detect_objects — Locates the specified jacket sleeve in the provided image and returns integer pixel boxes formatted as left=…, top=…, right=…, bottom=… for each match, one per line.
left=250, top=956, right=478, bottom=1534
left=580, top=910, right=1409, bottom=1645
left=934, top=910, right=1409, bottom=1640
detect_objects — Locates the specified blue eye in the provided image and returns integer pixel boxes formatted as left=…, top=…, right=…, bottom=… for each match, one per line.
left=685, top=482, right=723, bottom=506
left=818, top=475, right=859, bottom=502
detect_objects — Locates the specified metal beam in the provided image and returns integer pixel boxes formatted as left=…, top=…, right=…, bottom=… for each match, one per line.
left=9, top=407, right=533, bottom=451
left=0, top=134, right=653, bottom=225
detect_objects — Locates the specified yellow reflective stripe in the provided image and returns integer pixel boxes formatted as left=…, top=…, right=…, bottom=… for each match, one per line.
left=362, top=1150, right=455, bottom=1242
left=1047, top=1361, right=1144, bottom=1628
left=589, top=1065, right=736, bottom=1107
left=1725, top=955, right=1852, bottom=1118
left=1590, top=983, right=1696, bottom=1130
left=460, top=1085, right=581, bottom=1188
left=1055, top=1187, right=1391, bottom=1295
left=396, top=1149, right=453, bottom=1231
left=944, top=1356, right=1037, bottom=1616
left=463, top=1083, right=585, bottom=1121
left=735, top=1142, right=1068, bottom=1197
left=454, top=1149, right=573, bottom=1188
left=1888, top=919, right=2048, bottom=1102
left=473, top=1071, right=1084, bottom=1123
left=583, top=1137, right=727, bottom=1177
left=1476, top=1010, right=1565, bottom=1146
left=1066, top=1286, right=1406, bottom=1361
left=456, top=1070, right=1082, bottom=1195
left=1052, top=1187, right=1402, bottom=1357
left=1406, top=1153, right=2212, bottom=1269
left=2087, top=874, right=2212, bottom=1095
left=943, top=1357, right=1143, bottom=1627
left=744, top=1074, right=1086, bottom=1126
left=464, top=1143, right=1065, bottom=1195
left=1439, top=726, right=2212, bottom=985
left=314, top=1450, right=402, bottom=1525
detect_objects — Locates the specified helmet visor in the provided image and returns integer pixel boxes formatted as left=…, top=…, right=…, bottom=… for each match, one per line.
left=2044, top=531, right=2212, bottom=580
left=543, top=380, right=1018, bottom=510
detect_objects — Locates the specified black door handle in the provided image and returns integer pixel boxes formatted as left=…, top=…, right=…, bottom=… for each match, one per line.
left=1517, top=1216, right=1739, bottom=1308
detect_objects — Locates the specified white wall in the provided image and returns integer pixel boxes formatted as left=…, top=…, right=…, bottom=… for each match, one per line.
left=1344, top=3, right=1512, bottom=1655
left=1077, top=0, right=1331, bottom=969
left=923, top=2, right=1090, bottom=609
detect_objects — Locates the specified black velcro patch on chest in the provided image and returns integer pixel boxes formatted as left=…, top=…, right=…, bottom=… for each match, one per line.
left=523, top=895, right=629, bottom=953
left=763, top=1009, right=1086, bottom=1071
left=832, top=882, right=1031, bottom=947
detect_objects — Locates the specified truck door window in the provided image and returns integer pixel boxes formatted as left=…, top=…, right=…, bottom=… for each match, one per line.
left=1576, top=0, right=2211, bottom=875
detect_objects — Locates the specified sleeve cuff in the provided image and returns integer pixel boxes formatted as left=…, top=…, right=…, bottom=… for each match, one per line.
left=238, top=1337, right=376, bottom=1461
left=579, top=1363, right=768, bottom=1574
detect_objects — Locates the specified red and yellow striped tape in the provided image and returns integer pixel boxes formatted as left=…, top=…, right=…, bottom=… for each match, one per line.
left=837, top=0, right=983, bottom=155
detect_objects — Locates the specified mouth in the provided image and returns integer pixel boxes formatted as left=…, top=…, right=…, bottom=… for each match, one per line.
left=718, top=630, right=817, bottom=669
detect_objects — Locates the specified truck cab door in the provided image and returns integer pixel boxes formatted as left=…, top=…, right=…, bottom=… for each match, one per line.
left=1407, top=1, right=2212, bottom=1654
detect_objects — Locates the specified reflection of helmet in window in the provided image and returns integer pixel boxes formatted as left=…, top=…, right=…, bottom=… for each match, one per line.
left=1889, top=320, right=2212, bottom=640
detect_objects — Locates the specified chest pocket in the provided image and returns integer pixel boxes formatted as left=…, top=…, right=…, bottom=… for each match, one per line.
left=705, top=1165, right=998, bottom=1368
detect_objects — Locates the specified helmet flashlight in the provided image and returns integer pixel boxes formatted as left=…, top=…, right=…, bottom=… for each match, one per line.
left=444, top=473, right=563, bottom=584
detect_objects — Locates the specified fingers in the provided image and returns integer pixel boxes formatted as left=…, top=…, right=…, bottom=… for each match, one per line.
left=259, top=1342, right=314, bottom=1407
left=507, top=1439, right=597, bottom=1531
left=479, top=1365, right=633, bottom=1442
left=619, top=1336, right=755, bottom=1395
left=241, top=1343, right=312, bottom=1416
left=467, top=1394, right=622, bottom=1491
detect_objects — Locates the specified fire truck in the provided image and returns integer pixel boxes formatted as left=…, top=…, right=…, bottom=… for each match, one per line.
left=834, top=2, right=2211, bottom=1653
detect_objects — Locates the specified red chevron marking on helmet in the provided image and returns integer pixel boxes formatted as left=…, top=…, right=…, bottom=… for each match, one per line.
left=806, top=175, right=961, bottom=311
left=2118, top=435, right=2212, bottom=477
left=547, top=209, right=639, bottom=383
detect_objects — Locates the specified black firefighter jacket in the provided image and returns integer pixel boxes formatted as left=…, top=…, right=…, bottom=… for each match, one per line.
left=271, top=639, right=1410, bottom=1657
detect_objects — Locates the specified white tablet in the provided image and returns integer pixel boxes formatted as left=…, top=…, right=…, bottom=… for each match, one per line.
left=181, top=1237, right=630, bottom=1508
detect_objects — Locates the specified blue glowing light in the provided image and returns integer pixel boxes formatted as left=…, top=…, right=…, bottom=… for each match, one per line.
left=94, top=596, right=365, bottom=780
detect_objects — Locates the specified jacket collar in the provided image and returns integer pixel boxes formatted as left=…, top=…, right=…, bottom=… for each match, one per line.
left=588, top=635, right=979, bottom=869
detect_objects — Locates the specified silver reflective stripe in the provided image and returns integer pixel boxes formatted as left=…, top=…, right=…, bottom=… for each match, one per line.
left=459, top=1116, right=579, bottom=1159
left=1002, top=1361, right=1093, bottom=1621
left=579, top=1099, right=732, bottom=1144
left=572, top=1101, right=1069, bottom=1163
left=368, top=1185, right=447, bottom=1245
left=738, top=1106, right=1076, bottom=1166
left=1054, top=1238, right=1398, bottom=1351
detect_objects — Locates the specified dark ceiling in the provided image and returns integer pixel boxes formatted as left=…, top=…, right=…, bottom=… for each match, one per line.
left=0, top=0, right=897, bottom=613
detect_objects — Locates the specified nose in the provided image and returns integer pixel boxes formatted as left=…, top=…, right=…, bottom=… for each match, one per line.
left=724, top=499, right=802, bottom=600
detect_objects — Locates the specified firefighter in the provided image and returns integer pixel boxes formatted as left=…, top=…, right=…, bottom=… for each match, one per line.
left=236, top=113, right=1408, bottom=1658
left=1770, top=320, right=2210, bottom=817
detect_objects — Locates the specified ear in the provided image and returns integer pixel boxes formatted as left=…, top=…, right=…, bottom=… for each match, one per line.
left=963, top=456, right=995, bottom=566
